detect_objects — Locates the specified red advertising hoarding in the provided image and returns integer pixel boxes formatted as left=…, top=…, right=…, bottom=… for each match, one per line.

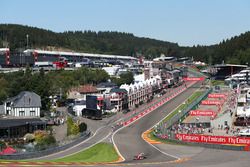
left=183, top=77, right=205, bottom=81
left=208, top=93, right=226, bottom=99
left=189, top=110, right=216, bottom=116
left=201, top=100, right=223, bottom=105
left=175, top=134, right=250, bottom=145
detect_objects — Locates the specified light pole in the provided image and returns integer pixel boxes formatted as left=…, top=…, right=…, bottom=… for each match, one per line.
left=26, top=34, right=29, bottom=49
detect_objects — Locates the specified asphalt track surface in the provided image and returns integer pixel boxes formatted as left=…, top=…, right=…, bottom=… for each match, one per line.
left=113, top=81, right=202, bottom=164
left=3, top=81, right=250, bottom=166
left=111, top=80, right=250, bottom=167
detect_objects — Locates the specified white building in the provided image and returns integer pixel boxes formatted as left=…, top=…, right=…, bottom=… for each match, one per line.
left=120, top=76, right=161, bottom=109
left=102, top=66, right=120, bottom=76
left=4, top=91, right=41, bottom=117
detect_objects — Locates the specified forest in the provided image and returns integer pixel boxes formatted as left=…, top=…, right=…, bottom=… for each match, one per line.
left=0, top=67, right=134, bottom=111
left=0, top=24, right=179, bottom=60
left=1, top=24, right=250, bottom=64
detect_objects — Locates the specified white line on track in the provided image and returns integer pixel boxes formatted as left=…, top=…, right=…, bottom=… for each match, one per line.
left=142, top=83, right=201, bottom=160
left=56, top=130, right=113, bottom=159
left=31, top=125, right=107, bottom=160
left=112, top=81, right=198, bottom=162
left=111, top=127, right=126, bottom=162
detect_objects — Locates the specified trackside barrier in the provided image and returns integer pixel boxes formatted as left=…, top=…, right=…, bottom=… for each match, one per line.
left=157, top=137, right=246, bottom=151
left=0, top=131, right=91, bottom=160
left=161, top=88, right=212, bottom=130
left=153, top=84, right=250, bottom=151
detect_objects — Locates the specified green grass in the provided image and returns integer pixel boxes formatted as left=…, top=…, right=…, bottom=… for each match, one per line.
left=163, top=91, right=203, bottom=123
left=0, top=142, right=119, bottom=163
left=148, top=91, right=204, bottom=142
left=52, top=142, right=119, bottom=162
left=149, top=91, right=205, bottom=143
left=211, top=80, right=225, bottom=86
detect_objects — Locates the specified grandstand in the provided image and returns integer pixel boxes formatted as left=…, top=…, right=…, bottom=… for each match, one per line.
left=0, top=48, right=138, bottom=67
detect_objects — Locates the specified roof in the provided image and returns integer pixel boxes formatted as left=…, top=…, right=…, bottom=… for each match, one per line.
left=214, top=64, right=248, bottom=68
left=110, top=88, right=127, bottom=93
left=120, top=75, right=161, bottom=93
left=96, top=82, right=117, bottom=88
left=0, top=48, right=9, bottom=52
left=0, top=118, right=45, bottom=128
left=70, top=85, right=99, bottom=94
left=24, top=49, right=138, bottom=61
left=236, top=106, right=250, bottom=117
left=5, top=91, right=41, bottom=108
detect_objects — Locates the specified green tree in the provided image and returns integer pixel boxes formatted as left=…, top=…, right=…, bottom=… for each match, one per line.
left=79, top=122, right=87, bottom=132
left=0, top=77, right=8, bottom=103
left=112, top=71, right=134, bottom=86
left=71, top=123, right=80, bottom=135
left=67, top=116, right=74, bottom=136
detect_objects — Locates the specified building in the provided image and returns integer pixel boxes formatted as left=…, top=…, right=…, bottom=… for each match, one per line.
left=3, top=91, right=41, bottom=117
left=96, top=82, right=117, bottom=94
left=102, top=66, right=121, bottom=76
left=209, top=64, right=247, bottom=80
left=68, top=84, right=113, bottom=116
left=67, top=84, right=102, bottom=100
left=0, top=118, right=46, bottom=139
left=153, top=54, right=176, bottom=62
left=120, top=76, right=162, bottom=109
left=0, top=48, right=138, bottom=67
left=23, top=49, right=138, bottom=65
left=0, top=48, right=10, bottom=66
left=110, top=88, right=128, bottom=112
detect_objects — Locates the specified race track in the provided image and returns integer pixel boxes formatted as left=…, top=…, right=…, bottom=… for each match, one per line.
left=113, top=81, right=201, bottom=163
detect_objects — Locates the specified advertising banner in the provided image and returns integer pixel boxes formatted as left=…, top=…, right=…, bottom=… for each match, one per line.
left=201, top=100, right=223, bottom=105
left=208, top=94, right=226, bottom=98
left=175, top=134, right=250, bottom=145
left=183, top=77, right=205, bottom=81
left=189, top=110, right=216, bottom=116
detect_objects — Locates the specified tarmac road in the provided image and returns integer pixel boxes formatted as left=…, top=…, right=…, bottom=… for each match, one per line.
left=113, top=81, right=202, bottom=163
left=111, top=79, right=250, bottom=167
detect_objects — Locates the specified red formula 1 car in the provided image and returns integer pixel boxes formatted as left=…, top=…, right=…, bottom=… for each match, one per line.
left=133, top=152, right=147, bottom=160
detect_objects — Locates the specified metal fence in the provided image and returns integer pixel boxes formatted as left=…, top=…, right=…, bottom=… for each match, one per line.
left=158, top=88, right=212, bottom=131
left=158, top=137, right=246, bottom=151
left=153, top=84, right=248, bottom=151
left=0, top=131, right=91, bottom=160
left=120, top=84, right=188, bottom=125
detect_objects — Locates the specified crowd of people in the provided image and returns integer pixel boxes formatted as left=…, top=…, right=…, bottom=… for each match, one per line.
left=170, top=123, right=207, bottom=134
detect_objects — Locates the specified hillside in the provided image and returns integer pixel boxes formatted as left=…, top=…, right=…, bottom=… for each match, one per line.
left=182, top=31, right=250, bottom=64
left=0, top=24, right=180, bottom=59
left=0, top=24, right=250, bottom=64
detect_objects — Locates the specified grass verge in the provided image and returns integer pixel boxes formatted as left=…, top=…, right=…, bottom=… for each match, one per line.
left=52, top=142, right=119, bottom=162
left=211, top=80, right=225, bottom=86
left=162, top=91, right=203, bottom=123
left=0, top=142, right=119, bottom=163
left=148, top=90, right=205, bottom=143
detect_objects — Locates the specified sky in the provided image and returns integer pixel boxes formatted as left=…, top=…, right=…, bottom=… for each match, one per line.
left=1, top=0, right=250, bottom=46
